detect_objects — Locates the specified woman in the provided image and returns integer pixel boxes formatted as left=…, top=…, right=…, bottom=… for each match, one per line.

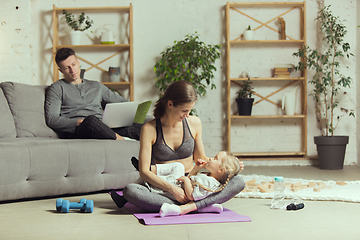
left=111, top=80, right=245, bottom=212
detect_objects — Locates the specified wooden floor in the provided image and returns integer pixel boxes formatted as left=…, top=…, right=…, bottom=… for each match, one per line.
left=0, top=166, right=359, bottom=240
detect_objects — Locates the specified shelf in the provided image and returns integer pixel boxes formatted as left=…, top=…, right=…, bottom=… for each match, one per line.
left=231, top=77, right=304, bottom=81
left=231, top=115, right=305, bottom=119
left=230, top=40, right=304, bottom=44
left=229, top=2, right=305, bottom=8
left=233, top=152, right=309, bottom=161
left=233, top=151, right=306, bottom=157
left=102, top=81, right=130, bottom=84
left=53, top=6, right=130, bottom=13
left=56, top=44, right=130, bottom=49
left=225, top=2, right=307, bottom=159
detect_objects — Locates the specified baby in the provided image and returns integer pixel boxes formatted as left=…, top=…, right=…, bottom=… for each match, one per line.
left=144, top=151, right=242, bottom=217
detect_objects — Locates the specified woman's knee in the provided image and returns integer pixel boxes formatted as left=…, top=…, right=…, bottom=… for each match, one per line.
left=123, top=183, right=146, bottom=199
left=233, top=175, right=245, bottom=192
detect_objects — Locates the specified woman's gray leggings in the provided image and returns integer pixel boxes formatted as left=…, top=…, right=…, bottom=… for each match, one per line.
left=123, top=175, right=245, bottom=212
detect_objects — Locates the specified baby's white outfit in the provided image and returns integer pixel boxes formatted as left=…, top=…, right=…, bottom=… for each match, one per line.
left=145, top=162, right=221, bottom=201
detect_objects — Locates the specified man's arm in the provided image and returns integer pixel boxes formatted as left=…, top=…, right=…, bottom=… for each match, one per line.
left=45, top=84, right=79, bottom=133
left=100, top=84, right=128, bottom=104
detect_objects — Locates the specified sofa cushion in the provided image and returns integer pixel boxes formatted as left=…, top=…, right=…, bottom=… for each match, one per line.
left=0, top=82, right=58, bottom=138
left=0, top=137, right=140, bottom=201
left=0, top=88, right=16, bottom=138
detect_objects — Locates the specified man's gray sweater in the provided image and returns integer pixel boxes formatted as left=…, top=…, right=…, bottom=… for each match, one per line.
left=45, top=79, right=127, bottom=133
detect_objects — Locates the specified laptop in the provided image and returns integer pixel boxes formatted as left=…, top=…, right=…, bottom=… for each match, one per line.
left=102, top=102, right=139, bottom=128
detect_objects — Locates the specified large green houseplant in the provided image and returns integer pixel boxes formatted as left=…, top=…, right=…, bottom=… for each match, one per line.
left=154, top=33, right=221, bottom=111
left=293, top=5, right=354, bottom=169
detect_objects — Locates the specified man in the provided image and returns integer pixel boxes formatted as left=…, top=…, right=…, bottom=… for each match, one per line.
left=45, top=47, right=141, bottom=140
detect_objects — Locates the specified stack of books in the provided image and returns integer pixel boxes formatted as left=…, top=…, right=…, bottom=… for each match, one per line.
left=273, top=64, right=294, bottom=78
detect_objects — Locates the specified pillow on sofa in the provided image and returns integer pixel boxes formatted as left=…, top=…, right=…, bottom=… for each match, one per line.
left=0, top=88, right=16, bottom=138
left=0, top=82, right=58, bottom=138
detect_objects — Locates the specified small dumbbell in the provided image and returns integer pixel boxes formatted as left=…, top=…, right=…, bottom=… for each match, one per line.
left=56, top=198, right=94, bottom=213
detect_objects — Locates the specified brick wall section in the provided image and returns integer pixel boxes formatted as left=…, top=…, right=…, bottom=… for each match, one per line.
left=0, top=0, right=33, bottom=84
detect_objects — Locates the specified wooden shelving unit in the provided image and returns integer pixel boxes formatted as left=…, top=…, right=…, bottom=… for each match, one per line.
left=52, top=4, right=134, bottom=100
left=225, top=2, right=307, bottom=159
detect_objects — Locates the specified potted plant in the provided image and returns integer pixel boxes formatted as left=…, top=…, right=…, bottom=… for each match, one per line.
left=293, top=5, right=354, bottom=170
left=63, top=10, right=93, bottom=45
left=243, top=25, right=254, bottom=41
left=154, top=32, right=221, bottom=114
left=236, top=78, right=254, bottom=116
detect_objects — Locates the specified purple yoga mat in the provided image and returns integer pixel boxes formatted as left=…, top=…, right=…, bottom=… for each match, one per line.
left=111, top=191, right=251, bottom=225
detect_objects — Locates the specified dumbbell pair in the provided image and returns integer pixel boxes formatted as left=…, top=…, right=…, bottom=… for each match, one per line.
left=56, top=198, right=94, bottom=213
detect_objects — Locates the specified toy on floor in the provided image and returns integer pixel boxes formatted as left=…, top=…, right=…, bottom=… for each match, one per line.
left=286, top=203, right=305, bottom=211
left=56, top=198, right=94, bottom=213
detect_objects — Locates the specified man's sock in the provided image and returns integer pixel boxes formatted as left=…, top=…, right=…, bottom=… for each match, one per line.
left=197, top=204, right=223, bottom=213
left=110, top=190, right=128, bottom=208
left=159, top=203, right=180, bottom=217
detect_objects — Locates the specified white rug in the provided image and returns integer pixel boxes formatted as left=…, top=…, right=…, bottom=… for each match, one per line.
left=235, top=174, right=360, bottom=203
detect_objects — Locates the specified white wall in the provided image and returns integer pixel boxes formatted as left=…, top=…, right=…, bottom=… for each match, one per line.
left=0, top=0, right=358, bottom=166
left=357, top=0, right=360, bottom=167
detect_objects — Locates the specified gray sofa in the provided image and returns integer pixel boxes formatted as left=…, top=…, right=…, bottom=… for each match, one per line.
left=0, top=82, right=140, bottom=202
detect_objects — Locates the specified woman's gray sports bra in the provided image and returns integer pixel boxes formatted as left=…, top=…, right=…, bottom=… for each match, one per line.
left=152, top=118, right=195, bottom=162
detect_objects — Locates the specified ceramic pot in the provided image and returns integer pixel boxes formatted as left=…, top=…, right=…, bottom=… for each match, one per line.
left=243, top=30, right=254, bottom=40
left=236, top=98, right=254, bottom=116
left=70, top=31, right=82, bottom=45
left=314, top=136, right=349, bottom=170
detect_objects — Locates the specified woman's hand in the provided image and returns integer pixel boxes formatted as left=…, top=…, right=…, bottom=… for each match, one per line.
left=168, top=185, right=190, bottom=204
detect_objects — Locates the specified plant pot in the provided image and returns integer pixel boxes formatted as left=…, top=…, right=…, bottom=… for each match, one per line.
left=236, top=98, right=254, bottom=116
left=314, top=136, right=349, bottom=170
left=70, top=31, right=83, bottom=45
left=243, top=30, right=254, bottom=40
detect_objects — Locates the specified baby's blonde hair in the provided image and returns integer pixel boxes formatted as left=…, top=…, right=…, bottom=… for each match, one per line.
left=191, top=151, right=241, bottom=193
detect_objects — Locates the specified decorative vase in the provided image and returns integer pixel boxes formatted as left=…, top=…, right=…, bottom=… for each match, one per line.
left=109, top=67, right=120, bottom=82
left=281, top=87, right=298, bottom=115
left=70, top=31, right=82, bottom=45
left=236, top=98, right=254, bottom=116
left=243, top=30, right=254, bottom=40
left=314, top=136, right=349, bottom=170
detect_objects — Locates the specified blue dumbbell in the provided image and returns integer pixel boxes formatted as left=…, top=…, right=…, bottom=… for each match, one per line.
left=56, top=198, right=94, bottom=213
